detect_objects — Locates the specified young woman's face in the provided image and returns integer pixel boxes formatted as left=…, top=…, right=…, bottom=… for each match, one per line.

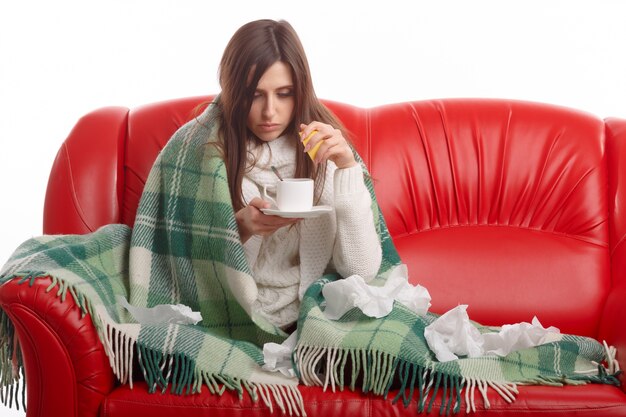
left=247, top=61, right=295, bottom=142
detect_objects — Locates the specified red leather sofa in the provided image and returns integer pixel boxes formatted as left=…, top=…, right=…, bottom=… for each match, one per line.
left=1, top=96, right=626, bottom=416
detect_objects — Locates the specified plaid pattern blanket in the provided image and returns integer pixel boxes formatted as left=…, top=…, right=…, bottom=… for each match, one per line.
left=0, top=101, right=619, bottom=415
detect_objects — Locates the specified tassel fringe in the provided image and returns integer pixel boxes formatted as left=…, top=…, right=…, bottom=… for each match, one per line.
left=294, top=345, right=528, bottom=415
left=602, top=340, right=620, bottom=375
left=98, top=312, right=307, bottom=415
left=0, top=311, right=26, bottom=411
left=294, top=341, right=622, bottom=414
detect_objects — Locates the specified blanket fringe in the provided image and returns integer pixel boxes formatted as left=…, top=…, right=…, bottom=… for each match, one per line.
left=100, top=318, right=307, bottom=415
left=99, top=314, right=308, bottom=415
left=0, top=311, right=26, bottom=411
left=100, top=320, right=136, bottom=387
left=602, top=340, right=620, bottom=375
left=294, top=345, right=528, bottom=415
left=258, top=383, right=306, bottom=417
left=294, top=342, right=623, bottom=414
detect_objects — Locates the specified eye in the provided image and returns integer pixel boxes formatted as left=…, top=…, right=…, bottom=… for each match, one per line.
left=277, top=89, right=294, bottom=98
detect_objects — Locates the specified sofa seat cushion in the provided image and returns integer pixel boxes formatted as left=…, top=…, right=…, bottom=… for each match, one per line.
left=102, top=382, right=626, bottom=417
left=393, top=225, right=609, bottom=337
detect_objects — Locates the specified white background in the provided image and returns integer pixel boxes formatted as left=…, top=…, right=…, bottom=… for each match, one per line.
left=1, top=1, right=625, bottom=415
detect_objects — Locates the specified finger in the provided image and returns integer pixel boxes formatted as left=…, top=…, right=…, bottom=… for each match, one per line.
left=312, top=135, right=341, bottom=162
left=298, top=130, right=319, bottom=161
left=299, top=123, right=312, bottom=143
left=300, top=129, right=318, bottom=148
left=300, top=126, right=326, bottom=147
left=299, top=122, right=319, bottom=139
left=301, top=126, right=336, bottom=161
left=300, top=122, right=331, bottom=142
left=249, top=197, right=271, bottom=209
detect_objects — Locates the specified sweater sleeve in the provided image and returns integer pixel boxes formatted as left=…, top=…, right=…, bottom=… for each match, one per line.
left=331, top=164, right=382, bottom=282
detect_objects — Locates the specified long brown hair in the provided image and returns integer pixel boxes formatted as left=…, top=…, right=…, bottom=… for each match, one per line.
left=217, top=19, right=347, bottom=211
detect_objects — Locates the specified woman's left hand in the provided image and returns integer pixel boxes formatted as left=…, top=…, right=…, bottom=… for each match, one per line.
left=300, top=122, right=357, bottom=169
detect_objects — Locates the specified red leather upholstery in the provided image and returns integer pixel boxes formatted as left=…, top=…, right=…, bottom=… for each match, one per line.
left=43, top=107, right=128, bottom=235
left=0, top=276, right=115, bottom=417
left=2, top=97, right=625, bottom=416
left=102, top=382, right=626, bottom=417
left=366, top=100, right=609, bottom=337
left=600, top=117, right=626, bottom=386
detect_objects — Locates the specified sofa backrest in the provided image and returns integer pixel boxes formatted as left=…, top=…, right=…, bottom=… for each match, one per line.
left=43, top=96, right=617, bottom=337
left=363, top=99, right=610, bottom=338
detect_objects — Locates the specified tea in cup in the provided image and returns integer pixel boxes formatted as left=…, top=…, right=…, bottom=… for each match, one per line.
left=263, top=178, right=314, bottom=212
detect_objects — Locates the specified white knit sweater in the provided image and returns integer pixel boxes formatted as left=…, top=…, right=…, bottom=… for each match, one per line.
left=242, top=135, right=382, bottom=328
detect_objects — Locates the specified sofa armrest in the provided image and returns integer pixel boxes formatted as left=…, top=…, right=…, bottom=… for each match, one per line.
left=599, top=282, right=626, bottom=392
left=605, top=117, right=626, bottom=392
left=0, top=276, right=115, bottom=417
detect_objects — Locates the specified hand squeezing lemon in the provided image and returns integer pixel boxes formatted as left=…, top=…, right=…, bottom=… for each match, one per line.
left=301, top=130, right=322, bottom=161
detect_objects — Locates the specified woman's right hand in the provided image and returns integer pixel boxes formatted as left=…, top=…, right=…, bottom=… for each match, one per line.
left=235, top=197, right=301, bottom=243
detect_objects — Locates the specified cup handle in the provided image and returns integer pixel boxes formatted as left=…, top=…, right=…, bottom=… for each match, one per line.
left=262, top=185, right=278, bottom=208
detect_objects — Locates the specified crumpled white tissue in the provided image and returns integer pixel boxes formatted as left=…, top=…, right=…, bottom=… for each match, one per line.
left=322, top=264, right=431, bottom=320
left=482, top=316, right=561, bottom=356
left=262, top=331, right=298, bottom=378
left=117, top=295, right=203, bottom=325
left=424, top=305, right=484, bottom=362
left=424, top=305, right=561, bottom=362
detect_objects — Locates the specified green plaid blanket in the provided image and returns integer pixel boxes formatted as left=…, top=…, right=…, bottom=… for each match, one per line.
left=0, top=101, right=619, bottom=415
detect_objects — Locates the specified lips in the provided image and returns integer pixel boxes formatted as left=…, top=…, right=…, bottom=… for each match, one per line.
left=259, top=123, right=280, bottom=132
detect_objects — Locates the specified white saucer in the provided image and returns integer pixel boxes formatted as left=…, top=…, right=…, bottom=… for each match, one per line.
left=261, top=205, right=333, bottom=218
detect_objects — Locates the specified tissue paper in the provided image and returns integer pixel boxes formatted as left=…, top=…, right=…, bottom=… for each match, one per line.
left=424, top=305, right=562, bottom=362
left=262, top=331, right=298, bottom=378
left=482, top=316, right=561, bottom=356
left=117, top=295, right=203, bottom=325
left=424, top=305, right=484, bottom=362
left=322, top=264, right=431, bottom=320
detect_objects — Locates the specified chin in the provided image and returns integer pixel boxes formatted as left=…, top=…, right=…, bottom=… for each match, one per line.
left=249, top=126, right=290, bottom=142
left=257, top=134, right=280, bottom=142
left=256, top=130, right=287, bottom=142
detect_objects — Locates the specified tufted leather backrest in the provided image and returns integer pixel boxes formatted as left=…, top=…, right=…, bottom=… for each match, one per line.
left=44, top=96, right=617, bottom=337
left=364, top=100, right=609, bottom=336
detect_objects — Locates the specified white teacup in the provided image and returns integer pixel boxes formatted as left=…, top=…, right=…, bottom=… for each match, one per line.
left=263, top=178, right=314, bottom=212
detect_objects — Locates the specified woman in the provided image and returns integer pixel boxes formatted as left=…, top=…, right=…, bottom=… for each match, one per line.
left=213, top=19, right=382, bottom=330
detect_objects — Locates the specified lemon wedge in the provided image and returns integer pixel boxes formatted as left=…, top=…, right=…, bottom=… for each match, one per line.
left=302, top=130, right=322, bottom=161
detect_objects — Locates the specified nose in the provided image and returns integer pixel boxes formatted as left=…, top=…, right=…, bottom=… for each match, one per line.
left=262, top=95, right=276, bottom=119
